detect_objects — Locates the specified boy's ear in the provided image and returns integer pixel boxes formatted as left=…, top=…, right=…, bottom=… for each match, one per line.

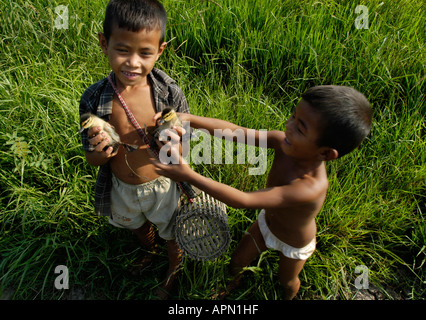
left=98, top=32, right=108, bottom=55
left=319, top=148, right=339, bottom=161
left=156, top=42, right=167, bottom=60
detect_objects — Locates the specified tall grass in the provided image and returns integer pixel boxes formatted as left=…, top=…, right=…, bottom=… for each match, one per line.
left=0, top=0, right=424, bottom=299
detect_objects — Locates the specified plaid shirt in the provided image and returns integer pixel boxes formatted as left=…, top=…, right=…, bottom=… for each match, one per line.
left=79, top=68, right=190, bottom=216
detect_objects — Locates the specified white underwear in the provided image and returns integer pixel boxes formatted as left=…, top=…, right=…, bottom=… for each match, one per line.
left=258, top=209, right=315, bottom=260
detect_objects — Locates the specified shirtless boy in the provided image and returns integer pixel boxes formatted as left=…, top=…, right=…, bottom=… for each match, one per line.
left=79, top=0, right=190, bottom=299
left=152, top=85, right=372, bottom=299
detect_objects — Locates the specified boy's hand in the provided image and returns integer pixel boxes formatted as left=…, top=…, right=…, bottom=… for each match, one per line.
left=156, top=125, right=185, bottom=163
left=87, top=126, right=117, bottom=158
left=153, top=112, right=163, bottom=126
left=150, top=127, right=193, bottom=182
left=151, top=154, right=193, bottom=182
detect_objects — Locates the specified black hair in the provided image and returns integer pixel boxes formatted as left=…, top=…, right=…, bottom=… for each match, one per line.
left=301, top=85, right=372, bottom=158
left=103, top=0, right=167, bottom=44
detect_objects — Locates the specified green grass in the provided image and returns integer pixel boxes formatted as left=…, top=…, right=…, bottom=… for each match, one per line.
left=0, top=0, right=424, bottom=300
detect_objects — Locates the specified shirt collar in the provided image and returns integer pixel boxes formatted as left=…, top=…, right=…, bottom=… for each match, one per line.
left=149, top=68, right=173, bottom=99
left=98, top=69, right=172, bottom=118
left=96, top=74, right=114, bottom=119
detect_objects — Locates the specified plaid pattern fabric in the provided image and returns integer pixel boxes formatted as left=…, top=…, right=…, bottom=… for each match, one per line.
left=79, top=68, right=190, bottom=216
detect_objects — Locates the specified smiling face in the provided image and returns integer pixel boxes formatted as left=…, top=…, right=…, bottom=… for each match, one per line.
left=283, top=99, right=338, bottom=162
left=99, top=24, right=166, bottom=88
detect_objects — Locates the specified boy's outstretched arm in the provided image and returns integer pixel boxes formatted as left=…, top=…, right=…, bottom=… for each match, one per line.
left=178, top=113, right=247, bottom=137
left=152, top=154, right=315, bottom=210
left=150, top=128, right=316, bottom=210
left=154, top=112, right=285, bottom=149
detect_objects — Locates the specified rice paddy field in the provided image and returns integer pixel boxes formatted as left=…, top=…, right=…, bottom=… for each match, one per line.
left=0, top=0, right=424, bottom=300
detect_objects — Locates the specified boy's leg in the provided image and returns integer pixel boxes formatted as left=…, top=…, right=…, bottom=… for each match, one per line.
left=277, top=253, right=306, bottom=300
left=154, top=239, right=182, bottom=300
left=230, top=220, right=267, bottom=275
left=216, top=220, right=267, bottom=299
left=131, top=221, right=156, bottom=248
left=165, top=239, right=182, bottom=279
left=130, top=221, right=158, bottom=270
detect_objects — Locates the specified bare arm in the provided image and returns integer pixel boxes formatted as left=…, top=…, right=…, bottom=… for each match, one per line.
left=152, top=155, right=315, bottom=209
left=155, top=112, right=285, bottom=149
left=150, top=127, right=314, bottom=209
left=183, top=113, right=265, bottom=145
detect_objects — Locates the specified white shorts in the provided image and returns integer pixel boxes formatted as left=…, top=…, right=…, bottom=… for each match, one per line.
left=258, top=209, right=315, bottom=260
left=109, top=174, right=180, bottom=240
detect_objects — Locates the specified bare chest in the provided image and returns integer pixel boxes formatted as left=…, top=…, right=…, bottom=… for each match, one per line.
left=108, top=90, right=157, bottom=145
left=266, top=153, right=296, bottom=187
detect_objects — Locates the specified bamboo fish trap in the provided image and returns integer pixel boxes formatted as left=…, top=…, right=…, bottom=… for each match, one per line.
left=174, top=189, right=230, bottom=261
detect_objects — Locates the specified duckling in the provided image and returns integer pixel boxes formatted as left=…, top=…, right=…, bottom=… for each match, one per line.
left=79, top=113, right=138, bottom=153
left=149, top=107, right=182, bottom=151
left=150, top=108, right=197, bottom=201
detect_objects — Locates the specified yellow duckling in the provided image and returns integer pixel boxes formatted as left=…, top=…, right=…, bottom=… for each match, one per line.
left=79, top=113, right=138, bottom=153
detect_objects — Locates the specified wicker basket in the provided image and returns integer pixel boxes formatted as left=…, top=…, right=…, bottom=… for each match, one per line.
left=175, top=188, right=230, bottom=261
